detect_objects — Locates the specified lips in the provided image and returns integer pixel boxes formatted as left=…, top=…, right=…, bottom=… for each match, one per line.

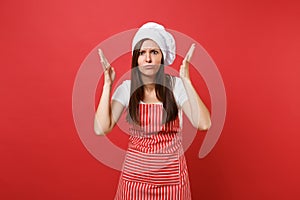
left=142, top=65, right=158, bottom=69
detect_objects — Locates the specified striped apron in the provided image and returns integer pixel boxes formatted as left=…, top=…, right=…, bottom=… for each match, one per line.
left=114, top=103, right=192, bottom=200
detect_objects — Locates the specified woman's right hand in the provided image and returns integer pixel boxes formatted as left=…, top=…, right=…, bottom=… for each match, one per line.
left=98, top=49, right=116, bottom=86
left=103, top=65, right=116, bottom=86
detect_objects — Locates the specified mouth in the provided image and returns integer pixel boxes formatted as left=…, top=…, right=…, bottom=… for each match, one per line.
left=141, top=65, right=158, bottom=69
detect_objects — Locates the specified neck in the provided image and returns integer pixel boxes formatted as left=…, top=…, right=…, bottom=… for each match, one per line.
left=143, top=83, right=155, bottom=91
left=141, top=75, right=156, bottom=86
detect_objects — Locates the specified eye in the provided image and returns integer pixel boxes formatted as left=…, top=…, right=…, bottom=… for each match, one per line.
left=151, top=50, right=159, bottom=55
left=139, top=50, right=146, bottom=55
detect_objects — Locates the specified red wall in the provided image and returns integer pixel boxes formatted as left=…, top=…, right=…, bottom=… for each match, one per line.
left=1, top=0, right=300, bottom=199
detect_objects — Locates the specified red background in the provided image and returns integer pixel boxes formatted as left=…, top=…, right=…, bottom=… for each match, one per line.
left=1, top=0, right=300, bottom=199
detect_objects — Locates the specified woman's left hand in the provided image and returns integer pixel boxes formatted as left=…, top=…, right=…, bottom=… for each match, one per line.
left=179, top=44, right=195, bottom=80
left=179, top=59, right=190, bottom=80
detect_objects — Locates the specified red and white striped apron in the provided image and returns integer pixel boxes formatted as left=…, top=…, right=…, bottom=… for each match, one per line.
left=115, top=103, right=192, bottom=200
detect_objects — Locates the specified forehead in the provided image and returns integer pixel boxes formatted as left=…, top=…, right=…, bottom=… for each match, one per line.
left=140, top=39, right=160, bottom=49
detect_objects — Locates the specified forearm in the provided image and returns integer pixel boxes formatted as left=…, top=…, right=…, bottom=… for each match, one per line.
left=181, top=78, right=211, bottom=130
left=94, top=84, right=113, bottom=135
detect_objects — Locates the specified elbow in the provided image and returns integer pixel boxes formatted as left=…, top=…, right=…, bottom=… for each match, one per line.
left=94, top=128, right=106, bottom=136
left=94, top=119, right=111, bottom=136
left=197, top=120, right=211, bottom=131
left=198, top=123, right=211, bottom=131
left=94, top=126, right=111, bottom=136
left=94, top=124, right=105, bottom=135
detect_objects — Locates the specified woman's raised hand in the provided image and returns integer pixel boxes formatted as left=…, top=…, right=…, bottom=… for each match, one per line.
left=98, top=49, right=116, bottom=85
left=179, top=44, right=195, bottom=80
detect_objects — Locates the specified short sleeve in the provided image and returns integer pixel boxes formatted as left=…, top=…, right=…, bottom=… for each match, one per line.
left=111, top=80, right=131, bottom=107
left=173, top=77, right=188, bottom=107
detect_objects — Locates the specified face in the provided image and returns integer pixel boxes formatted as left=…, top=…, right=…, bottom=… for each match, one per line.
left=137, top=39, right=163, bottom=79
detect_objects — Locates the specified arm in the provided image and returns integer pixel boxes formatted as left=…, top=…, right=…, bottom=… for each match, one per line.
left=180, top=45, right=211, bottom=131
left=94, top=86, right=125, bottom=135
left=94, top=49, right=124, bottom=135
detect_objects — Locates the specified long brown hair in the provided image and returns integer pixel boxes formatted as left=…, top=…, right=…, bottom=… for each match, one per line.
left=127, top=39, right=178, bottom=125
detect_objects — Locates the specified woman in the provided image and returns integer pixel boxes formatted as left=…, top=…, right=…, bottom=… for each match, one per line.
left=94, top=22, right=211, bottom=200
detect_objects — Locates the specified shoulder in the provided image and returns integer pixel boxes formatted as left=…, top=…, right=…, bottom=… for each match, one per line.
left=111, top=80, right=131, bottom=107
left=168, top=75, right=188, bottom=107
left=164, top=75, right=183, bottom=92
left=170, top=75, right=183, bottom=90
left=115, top=80, right=131, bottom=91
left=119, top=79, right=131, bottom=86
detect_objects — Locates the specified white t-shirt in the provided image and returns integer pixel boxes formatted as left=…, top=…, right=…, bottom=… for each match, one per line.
left=111, top=76, right=188, bottom=108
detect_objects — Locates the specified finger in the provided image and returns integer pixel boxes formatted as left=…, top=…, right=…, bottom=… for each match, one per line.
left=100, top=61, right=107, bottom=71
left=98, top=49, right=107, bottom=70
left=184, top=43, right=196, bottom=62
left=98, top=49, right=110, bottom=70
left=111, top=67, right=116, bottom=80
left=182, top=59, right=188, bottom=66
left=110, top=67, right=115, bottom=73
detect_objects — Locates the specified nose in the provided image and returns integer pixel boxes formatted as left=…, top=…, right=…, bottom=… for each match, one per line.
left=145, top=52, right=151, bottom=63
